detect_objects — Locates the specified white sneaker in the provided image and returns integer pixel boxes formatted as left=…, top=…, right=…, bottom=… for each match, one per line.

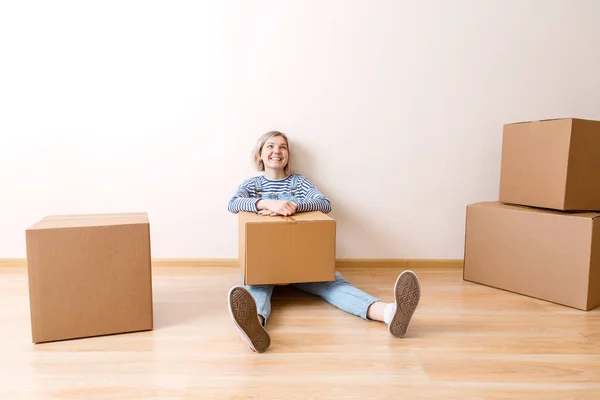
left=389, top=270, right=420, bottom=338
left=227, top=286, right=271, bottom=353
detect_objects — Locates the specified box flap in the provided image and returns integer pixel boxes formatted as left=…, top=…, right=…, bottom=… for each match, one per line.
left=505, top=118, right=600, bottom=127
left=290, top=211, right=334, bottom=222
left=239, top=211, right=333, bottom=224
left=42, top=212, right=148, bottom=220
left=505, top=118, right=572, bottom=126
left=28, top=213, right=149, bottom=230
left=238, top=212, right=287, bottom=224
left=470, top=202, right=600, bottom=219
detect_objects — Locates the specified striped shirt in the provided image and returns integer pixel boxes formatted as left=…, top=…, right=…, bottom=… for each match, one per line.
left=227, top=174, right=332, bottom=214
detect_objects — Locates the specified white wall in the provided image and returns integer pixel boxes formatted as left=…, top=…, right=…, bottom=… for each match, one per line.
left=1, top=0, right=599, bottom=259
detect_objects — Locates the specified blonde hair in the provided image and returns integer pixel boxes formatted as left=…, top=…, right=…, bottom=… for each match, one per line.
left=252, top=130, right=293, bottom=174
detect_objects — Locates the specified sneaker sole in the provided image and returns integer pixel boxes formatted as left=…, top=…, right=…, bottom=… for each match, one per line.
left=389, top=270, right=420, bottom=338
left=228, top=287, right=271, bottom=353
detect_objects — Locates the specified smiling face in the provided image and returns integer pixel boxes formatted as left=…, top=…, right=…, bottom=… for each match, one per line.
left=260, top=134, right=289, bottom=173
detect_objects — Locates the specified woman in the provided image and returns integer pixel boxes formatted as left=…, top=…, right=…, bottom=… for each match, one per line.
left=227, top=130, right=421, bottom=353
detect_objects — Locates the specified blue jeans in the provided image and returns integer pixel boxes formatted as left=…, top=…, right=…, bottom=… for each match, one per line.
left=241, top=272, right=381, bottom=326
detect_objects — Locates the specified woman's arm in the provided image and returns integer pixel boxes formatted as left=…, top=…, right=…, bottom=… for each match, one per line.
left=295, top=176, right=332, bottom=214
left=227, top=179, right=260, bottom=214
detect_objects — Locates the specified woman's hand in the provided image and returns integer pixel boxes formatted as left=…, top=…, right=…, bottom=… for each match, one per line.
left=258, top=209, right=276, bottom=216
left=257, top=200, right=298, bottom=216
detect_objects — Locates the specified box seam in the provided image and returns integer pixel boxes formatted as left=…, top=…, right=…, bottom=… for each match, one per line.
left=562, top=119, right=574, bottom=209
left=462, top=205, right=470, bottom=280
left=587, top=219, right=598, bottom=309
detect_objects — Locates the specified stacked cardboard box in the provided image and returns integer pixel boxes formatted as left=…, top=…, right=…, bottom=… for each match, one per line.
left=463, top=118, right=600, bottom=311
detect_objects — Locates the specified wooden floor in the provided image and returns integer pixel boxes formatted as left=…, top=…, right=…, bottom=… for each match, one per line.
left=1, top=266, right=600, bottom=399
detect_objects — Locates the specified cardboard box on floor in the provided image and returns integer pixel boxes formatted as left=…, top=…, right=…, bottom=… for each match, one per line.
left=25, top=213, right=153, bottom=343
left=463, top=202, right=600, bottom=311
left=499, top=118, right=600, bottom=211
left=239, top=211, right=336, bottom=285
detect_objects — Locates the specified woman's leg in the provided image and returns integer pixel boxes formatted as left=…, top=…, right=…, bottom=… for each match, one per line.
left=227, top=280, right=274, bottom=353
left=291, top=272, right=380, bottom=320
left=292, top=270, right=421, bottom=337
left=245, top=283, right=275, bottom=326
